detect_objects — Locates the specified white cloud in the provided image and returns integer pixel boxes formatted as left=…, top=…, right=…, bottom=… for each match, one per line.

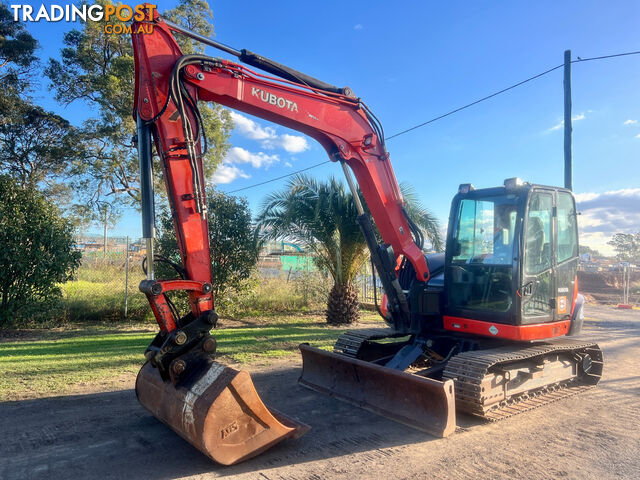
left=576, top=188, right=640, bottom=255
left=211, top=163, right=250, bottom=184
left=354, top=24, right=363, bottom=30
left=573, top=192, right=599, bottom=203
left=225, top=146, right=280, bottom=168
left=211, top=146, right=281, bottom=185
left=284, top=161, right=293, bottom=167
left=229, top=111, right=275, bottom=140
left=263, top=134, right=309, bottom=153
left=230, top=111, right=309, bottom=153
left=636, top=133, right=640, bottom=139
left=281, top=135, right=309, bottom=153
left=549, top=113, right=586, bottom=131
left=623, top=119, right=637, bottom=125
left=605, top=188, right=640, bottom=197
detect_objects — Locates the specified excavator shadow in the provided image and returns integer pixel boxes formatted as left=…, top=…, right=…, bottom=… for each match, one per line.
left=0, top=365, right=488, bottom=480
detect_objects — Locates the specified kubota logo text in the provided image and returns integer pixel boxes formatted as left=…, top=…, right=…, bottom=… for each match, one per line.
left=251, top=87, right=299, bottom=112
left=10, top=3, right=157, bottom=35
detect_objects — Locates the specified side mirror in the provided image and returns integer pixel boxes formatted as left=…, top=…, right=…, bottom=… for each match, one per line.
left=453, top=242, right=462, bottom=256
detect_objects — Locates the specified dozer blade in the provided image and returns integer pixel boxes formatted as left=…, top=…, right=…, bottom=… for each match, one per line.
left=299, top=344, right=456, bottom=437
left=136, top=360, right=308, bottom=465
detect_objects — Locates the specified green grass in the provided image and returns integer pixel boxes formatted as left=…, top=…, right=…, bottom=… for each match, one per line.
left=0, top=312, right=383, bottom=400
left=215, top=322, right=345, bottom=363
left=217, top=274, right=333, bottom=317
left=0, top=327, right=152, bottom=400
left=49, top=264, right=330, bottom=325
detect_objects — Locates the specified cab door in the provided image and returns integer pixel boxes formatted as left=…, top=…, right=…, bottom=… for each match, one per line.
left=521, top=190, right=555, bottom=324
left=555, top=190, right=579, bottom=320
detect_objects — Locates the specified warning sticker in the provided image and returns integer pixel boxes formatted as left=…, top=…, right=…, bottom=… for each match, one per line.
left=558, top=296, right=567, bottom=314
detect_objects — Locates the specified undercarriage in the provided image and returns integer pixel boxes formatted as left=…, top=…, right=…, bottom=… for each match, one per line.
left=299, top=328, right=602, bottom=431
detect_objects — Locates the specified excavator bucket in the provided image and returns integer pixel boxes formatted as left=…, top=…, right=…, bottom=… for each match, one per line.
left=136, top=360, right=308, bottom=465
left=299, top=344, right=456, bottom=437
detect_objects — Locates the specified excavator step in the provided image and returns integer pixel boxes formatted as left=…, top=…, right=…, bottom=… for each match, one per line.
left=136, top=359, right=309, bottom=465
left=299, top=343, right=456, bottom=437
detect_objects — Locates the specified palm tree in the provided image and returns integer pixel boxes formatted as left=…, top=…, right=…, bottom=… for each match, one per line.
left=257, top=174, right=442, bottom=325
left=399, top=182, right=444, bottom=253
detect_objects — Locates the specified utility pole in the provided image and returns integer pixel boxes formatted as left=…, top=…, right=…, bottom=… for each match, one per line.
left=102, top=203, right=110, bottom=259
left=124, top=236, right=130, bottom=318
left=564, top=49, right=572, bottom=190
left=103, top=212, right=108, bottom=258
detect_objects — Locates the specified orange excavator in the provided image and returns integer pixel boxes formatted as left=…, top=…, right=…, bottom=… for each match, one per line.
left=131, top=8, right=602, bottom=466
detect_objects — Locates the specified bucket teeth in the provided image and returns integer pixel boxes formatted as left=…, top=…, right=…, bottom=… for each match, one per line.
left=136, top=359, right=309, bottom=465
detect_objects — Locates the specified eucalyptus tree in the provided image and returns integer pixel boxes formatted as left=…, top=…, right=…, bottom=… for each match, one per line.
left=45, top=0, right=233, bottom=221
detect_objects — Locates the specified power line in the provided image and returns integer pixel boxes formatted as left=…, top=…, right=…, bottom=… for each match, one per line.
left=226, top=49, right=640, bottom=194
left=385, top=50, right=640, bottom=140
left=228, top=160, right=331, bottom=193
left=572, top=50, right=640, bottom=63
left=384, top=63, right=564, bottom=140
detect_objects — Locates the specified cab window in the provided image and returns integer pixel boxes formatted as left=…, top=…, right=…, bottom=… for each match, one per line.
left=525, top=192, right=552, bottom=274
left=452, top=196, right=518, bottom=265
left=557, top=192, right=578, bottom=263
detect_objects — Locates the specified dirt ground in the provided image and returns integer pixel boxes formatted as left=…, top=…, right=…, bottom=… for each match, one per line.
left=1, top=305, right=639, bottom=480
left=578, top=270, right=639, bottom=305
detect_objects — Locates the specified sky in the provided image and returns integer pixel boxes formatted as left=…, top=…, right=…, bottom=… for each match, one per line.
left=17, top=0, right=640, bottom=255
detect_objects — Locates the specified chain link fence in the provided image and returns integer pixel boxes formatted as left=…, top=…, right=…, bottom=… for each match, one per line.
left=258, top=246, right=379, bottom=306
left=355, top=261, right=380, bottom=306
left=61, top=238, right=382, bottom=322
left=62, top=236, right=148, bottom=321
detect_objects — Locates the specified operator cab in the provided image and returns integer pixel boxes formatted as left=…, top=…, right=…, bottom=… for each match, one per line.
left=443, top=178, right=580, bottom=333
